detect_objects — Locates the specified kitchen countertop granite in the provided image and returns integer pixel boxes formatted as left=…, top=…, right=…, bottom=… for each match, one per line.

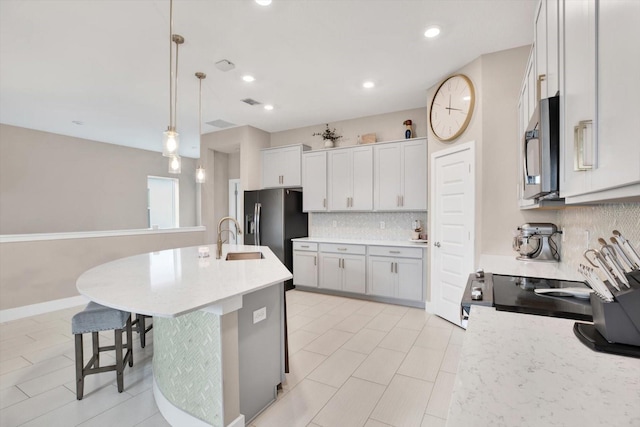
left=447, top=305, right=640, bottom=427
left=478, top=254, right=582, bottom=281
left=76, top=244, right=292, bottom=317
left=292, top=236, right=429, bottom=248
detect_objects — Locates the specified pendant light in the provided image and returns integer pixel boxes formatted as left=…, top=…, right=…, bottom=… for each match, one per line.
left=169, top=154, right=181, bottom=174
left=195, top=72, right=206, bottom=183
left=164, top=0, right=185, bottom=173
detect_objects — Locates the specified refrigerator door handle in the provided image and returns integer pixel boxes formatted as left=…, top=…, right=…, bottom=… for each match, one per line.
left=254, top=203, right=262, bottom=246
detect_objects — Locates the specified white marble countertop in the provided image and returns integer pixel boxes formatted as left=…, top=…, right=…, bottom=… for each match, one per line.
left=478, top=254, right=582, bottom=281
left=292, top=236, right=429, bottom=248
left=76, top=244, right=292, bottom=318
left=447, top=306, right=640, bottom=427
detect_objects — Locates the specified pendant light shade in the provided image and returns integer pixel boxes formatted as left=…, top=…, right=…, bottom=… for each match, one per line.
left=195, top=71, right=207, bottom=183
left=163, top=0, right=184, bottom=169
left=195, top=166, right=206, bottom=183
left=163, top=128, right=179, bottom=157
left=169, top=155, right=181, bottom=174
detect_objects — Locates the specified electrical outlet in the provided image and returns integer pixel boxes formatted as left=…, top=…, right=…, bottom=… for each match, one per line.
left=332, top=220, right=337, bottom=228
left=253, top=307, right=267, bottom=324
left=380, top=221, right=385, bottom=229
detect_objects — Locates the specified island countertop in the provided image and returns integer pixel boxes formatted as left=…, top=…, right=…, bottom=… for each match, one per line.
left=76, top=244, right=292, bottom=318
left=447, top=306, right=640, bottom=427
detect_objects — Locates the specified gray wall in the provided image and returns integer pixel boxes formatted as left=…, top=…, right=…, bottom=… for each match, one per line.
left=0, top=124, right=198, bottom=234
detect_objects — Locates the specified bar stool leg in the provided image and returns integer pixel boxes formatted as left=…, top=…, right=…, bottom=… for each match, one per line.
left=75, top=334, right=84, bottom=400
left=115, top=328, right=124, bottom=393
left=92, top=332, right=99, bottom=367
left=126, top=317, right=133, bottom=367
left=140, top=315, right=147, bottom=348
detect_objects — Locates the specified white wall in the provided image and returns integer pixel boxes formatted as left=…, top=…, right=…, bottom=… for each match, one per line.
left=0, top=124, right=198, bottom=234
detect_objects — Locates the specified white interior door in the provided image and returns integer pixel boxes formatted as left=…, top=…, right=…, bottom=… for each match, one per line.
left=228, top=179, right=242, bottom=244
left=430, top=142, right=475, bottom=327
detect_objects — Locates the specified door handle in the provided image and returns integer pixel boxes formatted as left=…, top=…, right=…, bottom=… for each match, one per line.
left=391, top=262, right=394, bottom=273
left=434, top=242, right=441, bottom=248
left=254, top=203, right=262, bottom=246
left=314, top=255, right=317, bottom=266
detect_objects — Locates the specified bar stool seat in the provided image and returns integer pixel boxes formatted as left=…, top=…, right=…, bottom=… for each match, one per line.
left=72, top=302, right=133, bottom=400
left=132, top=313, right=153, bottom=348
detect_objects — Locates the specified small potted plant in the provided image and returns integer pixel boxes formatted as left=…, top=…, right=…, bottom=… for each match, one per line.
left=313, top=124, right=342, bottom=148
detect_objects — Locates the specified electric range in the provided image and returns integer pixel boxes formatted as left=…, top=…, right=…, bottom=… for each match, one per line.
left=461, top=271, right=593, bottom=326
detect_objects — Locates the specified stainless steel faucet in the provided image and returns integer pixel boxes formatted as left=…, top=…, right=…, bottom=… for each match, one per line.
left=217, top=216, right=243, bottom=259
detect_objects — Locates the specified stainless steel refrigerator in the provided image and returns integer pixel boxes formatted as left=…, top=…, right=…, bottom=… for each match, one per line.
left=239, top=188, right=307, bottom=422
left=243, top=188, right=308, bottom=290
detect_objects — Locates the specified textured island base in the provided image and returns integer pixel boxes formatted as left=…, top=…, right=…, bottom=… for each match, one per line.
left=153, top=310, right=244, bottom=427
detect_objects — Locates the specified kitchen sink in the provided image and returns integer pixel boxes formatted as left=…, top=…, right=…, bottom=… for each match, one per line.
left=225, top=252, right=264, bottom=261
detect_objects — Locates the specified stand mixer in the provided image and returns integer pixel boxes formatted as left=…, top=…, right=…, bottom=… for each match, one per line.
left=512, top=223, right=560, bottom=262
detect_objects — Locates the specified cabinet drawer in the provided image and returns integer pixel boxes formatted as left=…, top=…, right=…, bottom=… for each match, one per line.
left=368, top=246, right=423, bottom=259
left=319, top=243, right=366, bottom=255
left=293, top=242, right=318, bottom=251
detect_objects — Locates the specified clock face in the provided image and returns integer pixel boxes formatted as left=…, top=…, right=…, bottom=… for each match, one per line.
left=429, top=74, right=475, bottom=142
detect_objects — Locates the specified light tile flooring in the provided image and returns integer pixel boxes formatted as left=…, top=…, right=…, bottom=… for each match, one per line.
left=0, top=290, right=464, bottom=427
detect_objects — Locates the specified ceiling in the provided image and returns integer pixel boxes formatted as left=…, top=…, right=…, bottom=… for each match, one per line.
left=0, top=0, right=536, bottom=158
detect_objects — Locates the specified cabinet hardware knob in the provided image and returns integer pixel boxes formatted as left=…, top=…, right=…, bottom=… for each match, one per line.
left=434, top=242, right=441, bottom=248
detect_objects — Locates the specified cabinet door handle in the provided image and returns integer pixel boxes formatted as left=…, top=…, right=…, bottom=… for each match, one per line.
left=323, top=198, right=326, bottom=208
left=536, top=74, right=546, bottom=103
left=349, top=197, right=353, bottom=207
left=337, top=248, right=347, bottom=251
left=301, top=245, right=309, bottom=248
left=574, top=120, right=594, bottom=171
left=397, top=195, right=400, bottom=207
left=400, top=195, right=404, bottom=207
left=314, top=255, right=316, bottom=266
left=391, top=262, right=394, bottom=273
left=389, top=250, right=400, bottom=254
left=434, top=242, right=441, bottom=248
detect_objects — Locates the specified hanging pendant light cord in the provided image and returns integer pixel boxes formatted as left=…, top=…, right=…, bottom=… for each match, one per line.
left=168, top=0, right=174, bottom=131
left=174, top=40, right=180, bottom=131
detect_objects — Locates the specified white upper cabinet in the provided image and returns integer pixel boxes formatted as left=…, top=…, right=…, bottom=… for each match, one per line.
left=374, top=138, right=427, bottom=211
left=535, top=0, right=560, bottom=100
left=561, top=0, right=640, bottom=202
left=261, top=145, right=309, bottom=188
left=302, top=151, right=327, bottom=211
left=328, top=146, right=373, bottom=211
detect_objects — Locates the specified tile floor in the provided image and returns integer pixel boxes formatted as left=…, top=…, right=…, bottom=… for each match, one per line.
left=0, top=290, right=464, bottom=427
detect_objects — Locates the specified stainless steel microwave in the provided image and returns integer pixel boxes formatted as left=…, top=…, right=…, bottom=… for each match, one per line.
left=523, top=96, right=560, bottom=200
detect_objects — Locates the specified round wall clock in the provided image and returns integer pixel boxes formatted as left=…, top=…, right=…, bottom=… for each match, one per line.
left=429, top=74, right=475, bottom=142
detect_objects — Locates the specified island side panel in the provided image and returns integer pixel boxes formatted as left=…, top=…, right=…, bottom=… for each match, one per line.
left=153, top=311, right=224, bottom=427
left=221, top=312, right=240, bottom=426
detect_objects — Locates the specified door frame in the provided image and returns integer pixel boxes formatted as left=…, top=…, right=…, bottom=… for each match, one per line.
left=425, top=140, right=476, bottom=319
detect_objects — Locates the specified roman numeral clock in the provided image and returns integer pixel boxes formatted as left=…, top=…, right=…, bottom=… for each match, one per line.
left=429, top=74, right=475, bottom=142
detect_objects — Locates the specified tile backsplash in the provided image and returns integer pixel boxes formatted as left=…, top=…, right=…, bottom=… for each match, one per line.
left=310, top=212, right=428, bottom=241
left=558, top=203, right=640, bottom=270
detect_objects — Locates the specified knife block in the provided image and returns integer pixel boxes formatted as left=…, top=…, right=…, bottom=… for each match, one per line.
left=590, top=272, right=640, bottom=346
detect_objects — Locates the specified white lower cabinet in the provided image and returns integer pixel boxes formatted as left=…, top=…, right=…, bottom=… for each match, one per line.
left=367, top=246, right=423, bottom=302
left=293, top=242, right=318, bottom=287
left=319, top=244, right=366, bottom=294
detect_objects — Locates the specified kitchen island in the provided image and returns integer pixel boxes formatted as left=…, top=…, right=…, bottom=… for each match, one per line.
left=448, top=305, right=640, bottom=426
left=76, top=244, right=292, bottom=427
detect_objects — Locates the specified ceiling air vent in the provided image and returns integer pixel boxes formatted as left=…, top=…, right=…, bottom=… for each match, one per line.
left=215, top=59, right=235, bottom=72
left=241, top=98, right=261, bottom=106
left=206, top=119, right=236, bottom=129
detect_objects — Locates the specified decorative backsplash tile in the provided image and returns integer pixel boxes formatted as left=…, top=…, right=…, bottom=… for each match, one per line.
left=558, top=203, right=640, bottom=271
left=310, top=212, right=428, bottom=241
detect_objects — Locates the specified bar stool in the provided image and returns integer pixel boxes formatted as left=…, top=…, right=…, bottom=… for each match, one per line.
left=71, top=302, right=133, bottom=400
left=132, top=313, right=153, bottom=348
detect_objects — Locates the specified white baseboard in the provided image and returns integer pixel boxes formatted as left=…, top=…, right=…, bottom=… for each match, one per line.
left=0, top=295, right=88, bottom=323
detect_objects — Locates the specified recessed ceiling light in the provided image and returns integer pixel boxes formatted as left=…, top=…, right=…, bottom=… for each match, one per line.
left=264, top=104, right=274, bottom=111
left=255, top=0, right=272, bottom=5
left=363, top=81, right=375, bottom=89
left=424, top=26, right=441, bottom=38
left=72, top=120, right=84, bottom=125
left=242, top=75, right=255, bottom=82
